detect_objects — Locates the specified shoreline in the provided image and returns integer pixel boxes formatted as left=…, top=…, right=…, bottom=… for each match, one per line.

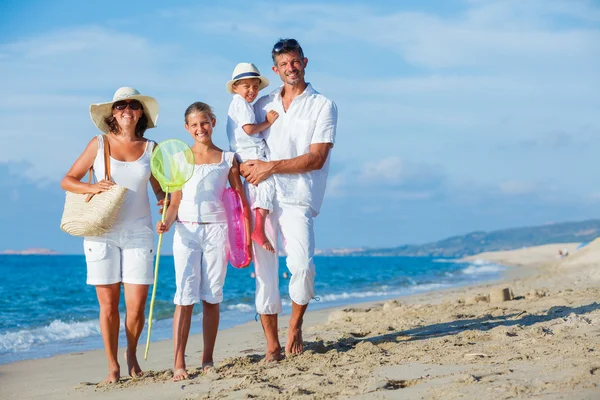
left=0, top=257, right=507, bottom=366
left=2, top=242, right=600, bottom=399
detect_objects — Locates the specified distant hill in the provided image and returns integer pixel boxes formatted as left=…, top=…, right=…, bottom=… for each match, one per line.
left=322, top=219, right=600, bottom=258
left=0, top=248, right=58, bottom=255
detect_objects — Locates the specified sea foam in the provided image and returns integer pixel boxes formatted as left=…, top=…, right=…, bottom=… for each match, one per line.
left=0, top=320, right=100, bottom=354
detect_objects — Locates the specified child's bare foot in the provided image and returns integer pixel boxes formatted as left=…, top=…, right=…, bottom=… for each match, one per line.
left=125, top=351, right=143, bottom=378
left=173, top=368, right=189, bottom=381
left=251, top=230, right=275, bottom=253
left=201, top=362, right=214, bottom=373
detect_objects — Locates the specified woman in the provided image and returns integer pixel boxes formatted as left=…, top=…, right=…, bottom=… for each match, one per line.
left=61, top=87, right=164, bottom=383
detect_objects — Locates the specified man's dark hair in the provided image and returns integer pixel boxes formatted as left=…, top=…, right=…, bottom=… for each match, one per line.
left=271, top=38, right=304, bottom=65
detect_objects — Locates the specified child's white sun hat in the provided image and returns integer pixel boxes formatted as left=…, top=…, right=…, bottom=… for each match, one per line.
left=226, top=63, right=270, bottom=94
left=90, top=87, right=159, bottom=133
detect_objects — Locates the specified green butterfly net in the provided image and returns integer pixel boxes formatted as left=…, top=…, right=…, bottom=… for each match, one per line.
left=145, top=139, right=195, bottom=360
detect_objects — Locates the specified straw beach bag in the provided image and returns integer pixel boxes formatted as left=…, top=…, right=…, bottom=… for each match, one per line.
left=60, top=135, right=127, bottom=236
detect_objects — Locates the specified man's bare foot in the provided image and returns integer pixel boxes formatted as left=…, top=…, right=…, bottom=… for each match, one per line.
left=125, top=351, right=143, bottom=378
left=264, top=347, right=284, bottom=362
left=173, top=368, right=189, bottom=381
left=285, top=326, right=303, bottom=355
left=102, top=369, right=120, bottom=384
left=251, top=230, right=275, bottom=253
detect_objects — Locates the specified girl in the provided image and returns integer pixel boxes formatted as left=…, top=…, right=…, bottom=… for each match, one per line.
left=156, top=102, right=251, bottom=381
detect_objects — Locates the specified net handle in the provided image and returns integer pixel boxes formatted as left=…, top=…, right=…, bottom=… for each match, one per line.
left=145, top=186, right=169, bottom=360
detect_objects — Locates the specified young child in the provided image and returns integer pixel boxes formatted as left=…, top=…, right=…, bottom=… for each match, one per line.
left=226, top=62, right=278, bottom=253
left=156, top=102, right=251, bottom=381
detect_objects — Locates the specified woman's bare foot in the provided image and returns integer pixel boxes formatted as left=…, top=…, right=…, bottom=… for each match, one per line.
left=251, top=230, right=275, bottom=253
left=285, top=326, right=303, bottom=355
left=102, top=368, right=120, bottom=384
left=173, top=368, right=189, bottom=381
left=125, top=351, right=143, bottom=378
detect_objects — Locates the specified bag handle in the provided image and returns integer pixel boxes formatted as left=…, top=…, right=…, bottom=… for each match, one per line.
left=85, top=135, right=112, bottom=202
left=103, top=134, right=112, bottom=181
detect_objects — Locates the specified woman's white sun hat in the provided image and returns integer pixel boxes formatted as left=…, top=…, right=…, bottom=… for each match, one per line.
left=226, top=63, right=269, bottom=94
left=90, top=87, right=159, bottom=133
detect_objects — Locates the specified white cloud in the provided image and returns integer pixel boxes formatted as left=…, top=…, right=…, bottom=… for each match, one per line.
left=499, top=181, right=539, bottom=195
left=0, top=26, right=232, bottom=181
left=1, top=0, right=599, bottom=199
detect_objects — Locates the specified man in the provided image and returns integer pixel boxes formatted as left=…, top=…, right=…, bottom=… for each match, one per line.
left=242, top=38, right=338, bottom=361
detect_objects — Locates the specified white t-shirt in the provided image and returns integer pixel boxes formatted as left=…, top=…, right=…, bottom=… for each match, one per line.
left=226, top=94, right=265, bottom=161
left=94, top=135, right=154, bottom=228
left=254, top=83, right=337, bottom=216
left=177, top=152, right=235, bottom=223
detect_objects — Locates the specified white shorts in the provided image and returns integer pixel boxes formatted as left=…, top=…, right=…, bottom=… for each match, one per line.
left=246, top=183, right=316, bottom=314
left=84, top=225, right=155, bottom=286
left=172, top=221, right=229, bottom=305
left=252, top=176, right=275, bottom=212
left=236, top=153, right=274, bottom=212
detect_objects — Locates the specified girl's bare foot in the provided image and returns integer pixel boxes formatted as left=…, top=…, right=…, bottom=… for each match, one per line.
left=201, top=362, right=215, bottom=373
left=173, top=368, right=189, bottom=381
left=251, top=230, right=275, bottom=253
left=125, top=351, right=143, bottom=378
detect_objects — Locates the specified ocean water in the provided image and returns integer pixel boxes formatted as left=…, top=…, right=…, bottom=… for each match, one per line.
left=0, top=255, right=505, bottom=364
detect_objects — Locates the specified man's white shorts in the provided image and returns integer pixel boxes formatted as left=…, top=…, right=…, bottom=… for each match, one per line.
left=172, top=221, right=228, bottom=305
left=84, top=225, right=155, bottom=286
left=246, top=183, right=316, bottom=315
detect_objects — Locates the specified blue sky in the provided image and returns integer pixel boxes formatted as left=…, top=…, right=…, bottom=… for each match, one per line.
left=1, top=0, right=599, bottom=253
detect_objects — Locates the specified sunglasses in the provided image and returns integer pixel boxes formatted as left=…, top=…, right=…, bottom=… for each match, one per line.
left=272, top=38, right=300, bottom=54
left=113, top=100, right=143, bottom=111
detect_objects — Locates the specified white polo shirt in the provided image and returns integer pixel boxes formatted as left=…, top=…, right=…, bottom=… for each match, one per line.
left=254, top=83, right=337, bottom=216
left=226, top=94, right=265, bottom=161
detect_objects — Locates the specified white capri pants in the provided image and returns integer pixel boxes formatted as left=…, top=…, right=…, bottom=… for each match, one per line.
left=173, top=221, right=229, bottom=305
left=246, top=183, right=316, bottom=315
left=84, top=225, right=155, bottom=285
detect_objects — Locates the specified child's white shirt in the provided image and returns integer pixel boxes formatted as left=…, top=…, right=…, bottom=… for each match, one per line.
left=226, top=94, right=266, bottom=162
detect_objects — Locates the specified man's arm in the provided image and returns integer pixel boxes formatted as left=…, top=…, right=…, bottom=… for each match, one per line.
left=242, top=142, right=332, bottom=185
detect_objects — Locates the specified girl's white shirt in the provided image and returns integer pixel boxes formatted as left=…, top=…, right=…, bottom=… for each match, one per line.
left=177, top=151, right=235, bottom=223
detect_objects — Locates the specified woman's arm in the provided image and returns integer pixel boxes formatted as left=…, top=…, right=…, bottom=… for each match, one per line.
left=61, top=137, right=114, bottom=194
left=149, top=141, right=166, bottom=201
left=228, top=158, right=252, bottom=266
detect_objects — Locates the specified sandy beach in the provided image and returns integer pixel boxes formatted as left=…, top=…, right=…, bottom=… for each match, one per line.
left=2, top=241, right=600, bottom=399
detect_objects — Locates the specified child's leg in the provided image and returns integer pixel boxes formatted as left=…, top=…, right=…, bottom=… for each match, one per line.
left=172, top=222, right=202, bottom=381
left=252, top=208, right=275, bottom=253
left=251, top=176, right=275, bottom=253
left=198, top=223, right=228, bottom=371
left=173, top=304, right=194, bottom=381
left=201, top=301, right=219, bottom=370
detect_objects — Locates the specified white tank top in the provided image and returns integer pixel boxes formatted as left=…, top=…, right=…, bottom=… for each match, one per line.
left=177, top=151, right=234, bottom=223
left=93, top=135, right=154, bottom=228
